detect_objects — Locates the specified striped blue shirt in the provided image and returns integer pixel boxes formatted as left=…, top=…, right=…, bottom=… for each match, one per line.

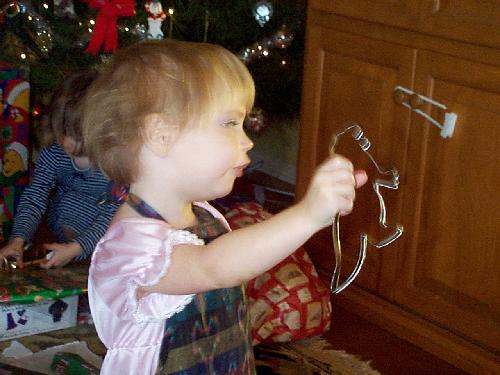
left=10, top=144, right=120, bottom=259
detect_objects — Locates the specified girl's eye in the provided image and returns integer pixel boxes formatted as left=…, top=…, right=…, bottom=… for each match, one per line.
left=222, top=120, right=239, bottom=127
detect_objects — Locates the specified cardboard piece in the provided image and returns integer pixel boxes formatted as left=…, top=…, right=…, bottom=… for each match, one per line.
left=0, top=295, right=78, bottom=341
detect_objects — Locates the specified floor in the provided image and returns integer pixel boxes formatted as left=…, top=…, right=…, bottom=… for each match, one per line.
left=324, top=305, right=467, bottom=375
left=238, top=170, right=468, bottom=375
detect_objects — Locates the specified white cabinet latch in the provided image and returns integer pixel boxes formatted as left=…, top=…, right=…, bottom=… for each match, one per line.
left=394, top=86, right=457, bottom=139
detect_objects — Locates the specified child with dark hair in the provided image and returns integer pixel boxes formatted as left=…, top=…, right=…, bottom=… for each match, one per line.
left=0, top=69, right=120, bottom=269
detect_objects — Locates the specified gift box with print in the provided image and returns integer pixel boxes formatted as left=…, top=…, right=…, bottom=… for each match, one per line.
left=0, top=295, right=78, bottom=342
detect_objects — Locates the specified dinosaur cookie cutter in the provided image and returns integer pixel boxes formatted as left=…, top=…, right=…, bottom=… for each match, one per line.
left=329, top=122, right=404, bottom=294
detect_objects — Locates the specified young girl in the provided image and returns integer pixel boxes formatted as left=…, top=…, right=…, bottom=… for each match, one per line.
left=0, top=70, right=120, bottom=269
left=83, top=40, right=367, bottom=374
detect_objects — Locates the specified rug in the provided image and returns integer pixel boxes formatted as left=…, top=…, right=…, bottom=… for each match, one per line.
left=1, top=325, right=380, bottom=374
left=254, top=337, right=381, bottom=375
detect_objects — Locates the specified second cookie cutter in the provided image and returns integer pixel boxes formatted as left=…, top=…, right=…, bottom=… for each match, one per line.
left=329, top=122, right=404, bottom=294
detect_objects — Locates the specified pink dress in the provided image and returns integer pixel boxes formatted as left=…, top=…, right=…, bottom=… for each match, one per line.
left=88, top=202, right=226, bottom=374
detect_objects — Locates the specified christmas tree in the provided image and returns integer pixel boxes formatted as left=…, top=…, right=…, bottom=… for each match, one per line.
left=0, top=0, right=306, bottom=128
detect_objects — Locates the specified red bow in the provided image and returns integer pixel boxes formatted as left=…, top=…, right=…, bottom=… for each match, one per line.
left=82, top=0, right=135, bottom=55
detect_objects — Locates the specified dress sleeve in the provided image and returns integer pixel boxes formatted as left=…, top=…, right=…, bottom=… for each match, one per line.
left=89, top=219, right=203, bottom=324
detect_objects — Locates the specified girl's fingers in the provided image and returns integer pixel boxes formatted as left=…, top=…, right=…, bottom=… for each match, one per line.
left=43, top=242, right=58, bottom=251
left=40, top=260, right=53, bottom=269
left=321, top=155, right=354, bottom=173
left=41, top=244, right=59, bottom=268
left=354, top=169, right=368, bottom=188
left=8, top=248, right=24, bottom=268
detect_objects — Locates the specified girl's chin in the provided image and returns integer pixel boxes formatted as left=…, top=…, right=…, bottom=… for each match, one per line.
left=206, top=183, right=235, bottom=201
left=190, top=174, right=236, bottom=201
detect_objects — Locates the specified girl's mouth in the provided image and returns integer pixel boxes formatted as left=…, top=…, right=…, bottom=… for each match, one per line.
left=234, top=163, right=249, bottom=177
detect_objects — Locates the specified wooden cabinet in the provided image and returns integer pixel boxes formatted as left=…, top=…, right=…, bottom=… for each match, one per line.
left=296, top=2, right=500, bottom=373
left=312, top=0, right=424, bottom=30
left=313, top=0, right=500, bottom=49
left=419, top=1, right=500, bottom=49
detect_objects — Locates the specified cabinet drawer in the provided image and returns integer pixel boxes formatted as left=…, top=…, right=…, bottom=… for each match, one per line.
left=310, top=0, right=423, bottom=31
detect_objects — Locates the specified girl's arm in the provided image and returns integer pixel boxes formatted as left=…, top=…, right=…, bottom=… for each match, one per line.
left=42, top=187, right=120, bottom=268
left=9, top=146, right=59, bottom=246
left=143, top=156, right=368, bottom=295
left=72, top=200, right=121, bottom=259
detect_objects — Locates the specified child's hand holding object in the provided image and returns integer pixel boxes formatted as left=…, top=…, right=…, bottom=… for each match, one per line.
left=40, top=242, right=83, bottom=269
left=0, top=237, right=25, bottom=268
left=299, top=155, right=368, bottom=229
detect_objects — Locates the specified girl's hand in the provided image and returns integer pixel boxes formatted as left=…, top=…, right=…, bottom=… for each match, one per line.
left=299, top=155, right=368, bottom=229
left=0, top=237, right=25, bottom=268
left=40, top=242, right=82, bottom=269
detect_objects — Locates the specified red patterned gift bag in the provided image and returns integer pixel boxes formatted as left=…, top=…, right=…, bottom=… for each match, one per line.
left=0, top=64, right=30, bottom=243
left=223, top=201, right=332, bottom=345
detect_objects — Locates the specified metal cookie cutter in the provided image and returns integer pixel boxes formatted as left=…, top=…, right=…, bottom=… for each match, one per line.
left=0, top=243, right=44, bottom=272
left=0, top=244, right=28, bottom=272
left=1, top=255, right=15, bottom=272
left=329, top=122, right=404, bottom=294
left=0, top=254, right=21, bottom=272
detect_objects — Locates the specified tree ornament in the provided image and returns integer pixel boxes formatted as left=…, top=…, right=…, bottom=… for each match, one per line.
left=0, top=1, right=20, bottom=23
left=54, top=0, right=76, bottom=19
left=252, top=0, right=272, bottom=27
left=81, top=0, right=135, bottom=55
left=244, top=107, right=266, bottom=134
left=144, top=0, right=165, bottom=39
left=0, top=1, right=53, bottom=59
left=272, top=25, right=294, bottom=49
left=238, top=47, right=252, bottom=64
left=31, top=103, right=44, bottom=119
left=238, top=26, right=295, bottom=65
left=18, top=0, right=53, bottom=56
left=131, top=23, right=147, bottom=40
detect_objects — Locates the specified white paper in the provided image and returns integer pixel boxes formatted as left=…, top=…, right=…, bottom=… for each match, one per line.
left=1, top=340, right=33, bottom=358
left=0, top=340, right=102, bottom=374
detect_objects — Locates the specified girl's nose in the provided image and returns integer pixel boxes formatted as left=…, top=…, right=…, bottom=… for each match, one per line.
left=241, top=130, right=254, bottom=152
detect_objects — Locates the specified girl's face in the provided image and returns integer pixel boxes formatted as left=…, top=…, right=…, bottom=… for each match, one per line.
left=166, top=103, right=254, bottom=201
left=60, top=136, right=90, bottom=169
left=60, top=136, right=83, bottom=156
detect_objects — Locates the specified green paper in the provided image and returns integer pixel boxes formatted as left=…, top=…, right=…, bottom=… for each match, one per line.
left=51, top=352, right=99, bottom=375
left=0, top=264, right=88, bottom=304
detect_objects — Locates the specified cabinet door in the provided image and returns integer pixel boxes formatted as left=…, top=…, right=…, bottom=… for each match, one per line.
left=420, top=0, right=500, bottom=49
left=311, top=0, right=423, bottom=30
left=297, top=24, right=415, bottom=294
left=394, top=50, right=500, bottom=355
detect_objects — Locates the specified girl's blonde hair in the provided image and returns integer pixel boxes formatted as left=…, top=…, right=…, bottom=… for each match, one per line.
left=83, top=40, right=255, bottom=185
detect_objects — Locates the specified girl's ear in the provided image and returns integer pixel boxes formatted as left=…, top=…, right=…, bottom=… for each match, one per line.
left=143, top=114, right=178, bottom=156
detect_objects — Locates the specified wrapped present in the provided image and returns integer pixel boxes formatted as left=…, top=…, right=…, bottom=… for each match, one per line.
left=0, top=263, right=88, bottom=304
left=223, top=202, right=332, bottom=345
left=246, top=248, right=332, bottom=344
left=0, top=263, right=87, bottom=341
left=0, top=65, right=30, bottom=242
left=51, top=352, right=99, bottom=375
